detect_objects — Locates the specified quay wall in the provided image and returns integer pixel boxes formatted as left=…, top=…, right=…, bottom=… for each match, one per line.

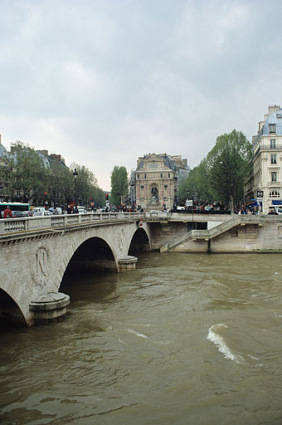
left=149, top=215, right=282, bottom=253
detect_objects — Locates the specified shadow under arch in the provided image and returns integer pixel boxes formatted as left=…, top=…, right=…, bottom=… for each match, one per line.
left=62, top=237, right=117, bottom=277
left=60, top=237, right=119, bottom=306
left=0, top=288, right=26, bottom=329
left=128, top=227, right=150, bottom=255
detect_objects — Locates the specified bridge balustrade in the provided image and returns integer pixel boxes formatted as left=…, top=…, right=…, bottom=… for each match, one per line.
left=0, top=212, right=146, bottom=234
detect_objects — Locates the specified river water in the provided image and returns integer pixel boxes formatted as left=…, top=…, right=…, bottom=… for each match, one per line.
left=1, top=252, right=282, bottom=425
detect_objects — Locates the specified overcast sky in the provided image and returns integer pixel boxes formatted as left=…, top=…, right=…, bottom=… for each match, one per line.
left=1, top=0, right=282, bottom=190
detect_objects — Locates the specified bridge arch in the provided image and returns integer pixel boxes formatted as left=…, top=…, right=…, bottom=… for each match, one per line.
left=0, top=288, right=26, bottom=328
left=62, top=236, right=117, bottom=275
left=128, top=227, right=150, bottom=254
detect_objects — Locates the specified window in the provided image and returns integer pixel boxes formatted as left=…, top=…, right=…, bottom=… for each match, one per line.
left=277, top=114, right=282, bottom=118
left=161, top=173, right=163, bottom=178
left=269, top=190, right=280, bottom=198
left=271, top=172, right=277, bottom=182
left=164, top=185, right=168, bottom=189
left=144, top=173, right=146, bottom=179
left=270, top=139, right=276, bottom=149
left=141, top=185, right=144, bottom=189
left=137, top=174, right=139, bottom=179
left=271, top=154, right=277, bottom=164
left=269, top=124, right=276, bottom=133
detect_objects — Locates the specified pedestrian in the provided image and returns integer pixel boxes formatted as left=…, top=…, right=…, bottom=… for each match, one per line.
left=3, top=205, right=13, bottom=218
left=67, top=205, right=73, bottom=214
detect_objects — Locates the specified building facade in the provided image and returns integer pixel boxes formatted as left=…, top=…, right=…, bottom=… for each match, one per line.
left=245, top=105, right=282, bottom=212
left=133, top=153, right=190, bottom=211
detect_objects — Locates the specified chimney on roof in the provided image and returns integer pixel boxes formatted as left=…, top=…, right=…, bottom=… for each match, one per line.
left=268, top=105, right=281, bottom=115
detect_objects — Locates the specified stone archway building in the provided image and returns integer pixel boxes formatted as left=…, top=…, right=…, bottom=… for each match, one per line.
left=133, top=153, right=190, bottom=211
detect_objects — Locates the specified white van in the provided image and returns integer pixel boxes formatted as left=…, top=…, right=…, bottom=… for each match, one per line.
left=32, top=207, right=46, bottom=215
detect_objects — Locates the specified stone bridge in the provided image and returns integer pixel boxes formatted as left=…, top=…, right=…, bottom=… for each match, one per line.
left=1, top=211, right=282, bottom=327
left=0, top=212, right=151, bottom=326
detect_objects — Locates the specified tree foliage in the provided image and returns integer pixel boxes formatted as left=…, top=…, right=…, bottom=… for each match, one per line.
left=179, top=159, right=211, bottom=203
left=47, top=160, right=74, bottom=206
left=5, top=142, right=47, bottom=201
left=2, top=142, right=103, bottom=208
left=178, top=130, right=252, bottom=211
left=207, top=130, right=252, bottom=211
left=70, top=163, right=104, bottom=207
left=111, top=166, right=128, bottom=205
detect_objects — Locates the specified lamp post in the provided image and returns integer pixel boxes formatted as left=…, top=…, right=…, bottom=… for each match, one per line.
left=73, top=168, right=78, bottom=208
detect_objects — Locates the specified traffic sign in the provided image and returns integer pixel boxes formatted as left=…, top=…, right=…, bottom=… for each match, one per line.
left=257, top=190, right=263, bottom=198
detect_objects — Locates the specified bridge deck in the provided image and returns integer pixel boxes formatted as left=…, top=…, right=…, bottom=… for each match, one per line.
left=0, top=211, right=277, bottom=241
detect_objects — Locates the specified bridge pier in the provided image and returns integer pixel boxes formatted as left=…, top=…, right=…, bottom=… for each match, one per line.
left=29, top=292, right=70, bottom=324
left=117, top=256, right=138, bottom=272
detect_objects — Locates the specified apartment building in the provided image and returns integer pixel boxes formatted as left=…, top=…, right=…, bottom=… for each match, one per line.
left=245, top=105, right=282, bottom=212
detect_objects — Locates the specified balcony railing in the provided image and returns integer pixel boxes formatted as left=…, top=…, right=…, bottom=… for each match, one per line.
left=268, top=181, right=281, bottom=187
left=254, top=145, right=282, bottom=158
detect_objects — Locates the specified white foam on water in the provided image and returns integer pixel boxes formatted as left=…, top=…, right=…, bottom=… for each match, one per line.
left=246, top=354, right=259, bottom=361
left=127, top=328, right=148, bottom=339
left=207, top=324, right=243, bottom=364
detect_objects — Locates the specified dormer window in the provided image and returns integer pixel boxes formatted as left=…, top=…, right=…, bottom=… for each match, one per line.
left=269, top=124, right=276, bottom=133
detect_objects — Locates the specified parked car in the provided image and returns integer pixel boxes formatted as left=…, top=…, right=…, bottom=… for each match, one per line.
left=78, top=208, right=87, bottom=214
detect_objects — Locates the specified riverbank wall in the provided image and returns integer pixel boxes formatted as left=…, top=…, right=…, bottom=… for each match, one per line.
left=148, top=214, right=282, bottom=253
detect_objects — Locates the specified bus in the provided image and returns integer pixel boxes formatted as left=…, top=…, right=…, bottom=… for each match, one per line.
left=0, top=202, right=30, bottom=215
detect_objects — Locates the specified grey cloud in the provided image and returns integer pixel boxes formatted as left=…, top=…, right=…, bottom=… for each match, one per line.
left=1, top=0, right=282, bottom=189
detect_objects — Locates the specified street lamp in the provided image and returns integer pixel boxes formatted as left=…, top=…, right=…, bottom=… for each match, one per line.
left=73, top=168, right=78, bottom=207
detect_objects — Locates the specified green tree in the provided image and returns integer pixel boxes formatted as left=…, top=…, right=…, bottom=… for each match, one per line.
left=207, top=130, right=253, bottom=212
left=179, top=159, right=211, bottom=204
left=90, top=186, right=105, bottom=208
left=111, top=166, right=128, bottom=205
left=70, top=163, right=101, bottom=207
left=47, top=160, right=74, bottom=206
left=5, top=142, right=47, bottom=202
